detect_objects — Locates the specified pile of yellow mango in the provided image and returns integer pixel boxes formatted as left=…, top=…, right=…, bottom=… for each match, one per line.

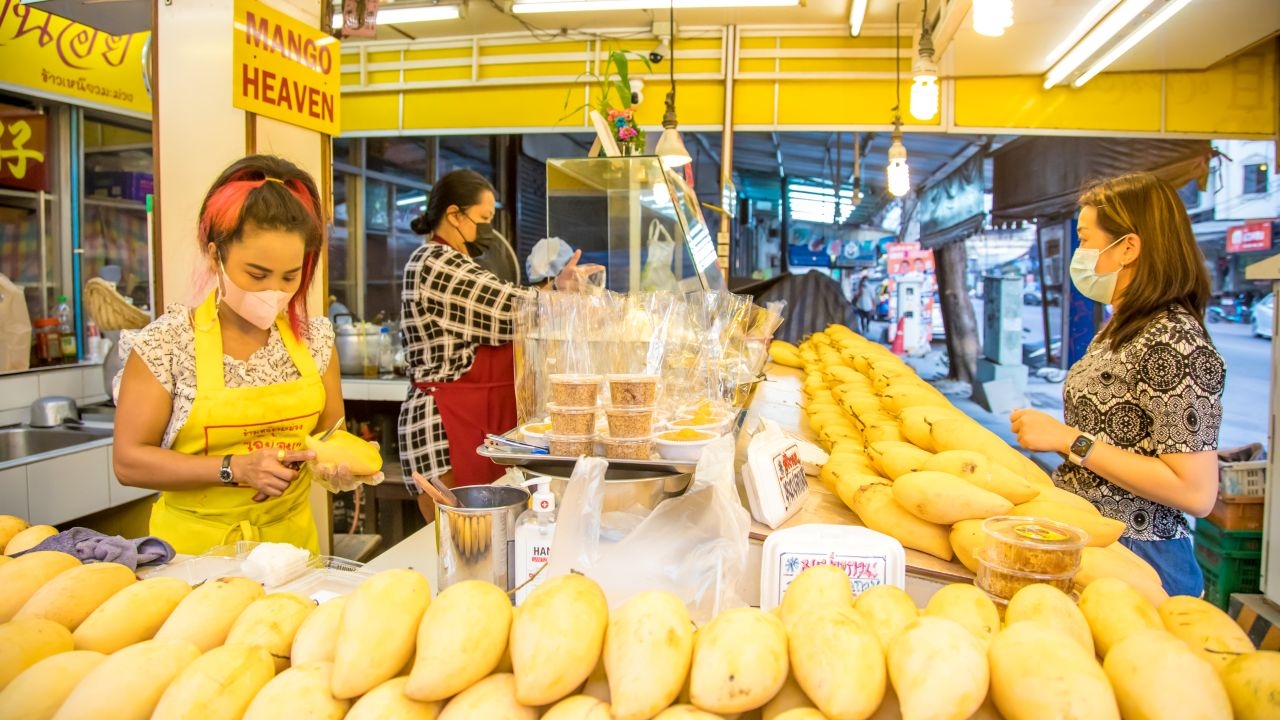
left=770, top=325, right=1173, bottom=607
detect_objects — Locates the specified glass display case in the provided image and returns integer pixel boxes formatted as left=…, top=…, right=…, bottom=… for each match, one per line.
left=545, top=156, right=725, bottom=294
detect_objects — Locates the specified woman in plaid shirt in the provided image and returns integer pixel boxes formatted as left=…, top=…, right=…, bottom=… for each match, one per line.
left=399, top=169, right=589, bottom=521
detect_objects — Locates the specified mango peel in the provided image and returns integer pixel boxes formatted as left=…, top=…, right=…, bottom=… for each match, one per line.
left=303, top=429, right=383, bottom=476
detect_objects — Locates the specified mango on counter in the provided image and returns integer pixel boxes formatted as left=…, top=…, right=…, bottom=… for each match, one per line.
left=303, top=429, right=383, bottom=476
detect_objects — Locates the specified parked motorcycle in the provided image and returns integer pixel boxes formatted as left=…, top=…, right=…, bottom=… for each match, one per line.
left=1208, top=293, right=1253, bottom=324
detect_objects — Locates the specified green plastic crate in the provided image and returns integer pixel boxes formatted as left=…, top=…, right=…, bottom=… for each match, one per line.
left=1197, top=541, right=1261, bottom=611
left=1194, top=517, right=1264, bottom=557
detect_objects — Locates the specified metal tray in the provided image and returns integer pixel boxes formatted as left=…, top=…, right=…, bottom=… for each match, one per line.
left=477, top=430, right=698, bottom=475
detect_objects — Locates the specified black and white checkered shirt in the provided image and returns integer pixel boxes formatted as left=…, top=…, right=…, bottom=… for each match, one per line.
left=401, top=241, right=536, bottom=384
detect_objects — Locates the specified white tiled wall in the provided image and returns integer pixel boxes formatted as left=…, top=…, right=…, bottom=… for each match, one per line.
left=0, top=365, right=112, bottom=426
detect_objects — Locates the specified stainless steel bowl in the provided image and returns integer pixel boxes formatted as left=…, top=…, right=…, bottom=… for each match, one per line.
left=514, top=461, right=691, bottom=516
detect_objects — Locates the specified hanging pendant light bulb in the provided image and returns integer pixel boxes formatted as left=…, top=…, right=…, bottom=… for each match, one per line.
left=655, top=0, right=692, bottom=168
left=887, top=117, right=911, bottom=197
left=972, top=0, right=1014, bottom=37
left=910, top=8, right=938, bottom=122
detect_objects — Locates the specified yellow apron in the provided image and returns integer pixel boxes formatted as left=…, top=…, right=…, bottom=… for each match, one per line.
left=150, top=293, right=325, bottom=555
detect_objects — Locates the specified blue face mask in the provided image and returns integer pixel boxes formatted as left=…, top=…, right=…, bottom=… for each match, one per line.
left=1069, top=235, right=1128, bottom=305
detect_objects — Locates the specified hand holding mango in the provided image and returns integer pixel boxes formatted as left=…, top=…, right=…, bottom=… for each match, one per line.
left=303, top=429, right=386, bottom=493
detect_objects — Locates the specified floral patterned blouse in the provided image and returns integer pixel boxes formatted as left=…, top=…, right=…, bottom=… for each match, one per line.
left=111, top=302, right=335, bottom=449
left=1054, top=304, right=1225, bottom=541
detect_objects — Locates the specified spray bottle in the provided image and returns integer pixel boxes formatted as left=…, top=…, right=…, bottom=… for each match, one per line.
left=513, top=476, right=557, bottom=605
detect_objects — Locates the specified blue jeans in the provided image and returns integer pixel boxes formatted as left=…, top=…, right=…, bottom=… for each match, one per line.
left=1119, top=536, right=1204, bottom=598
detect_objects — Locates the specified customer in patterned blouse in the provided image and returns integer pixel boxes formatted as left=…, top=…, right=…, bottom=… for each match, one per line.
left=399, top=169, right=594, bottom=522
left=1009, top=171, right=1224, bottom=597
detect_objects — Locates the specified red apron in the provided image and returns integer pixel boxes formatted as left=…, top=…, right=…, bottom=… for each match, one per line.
left=414, top=343, right=516, bottom=486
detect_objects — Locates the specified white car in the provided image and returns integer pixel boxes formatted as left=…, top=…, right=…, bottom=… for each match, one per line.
left=1253, top=293, right=1273, bottom=339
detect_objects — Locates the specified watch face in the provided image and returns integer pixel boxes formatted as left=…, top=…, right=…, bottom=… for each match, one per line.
left=1071, top=436, right=1092, bottom=457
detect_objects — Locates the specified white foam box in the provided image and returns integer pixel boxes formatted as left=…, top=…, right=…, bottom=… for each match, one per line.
left=740, top=433, right=810, bottom=529
left=759, top=524, right=906, bottom=611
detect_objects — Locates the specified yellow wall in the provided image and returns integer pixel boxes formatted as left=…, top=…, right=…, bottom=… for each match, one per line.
left=340, top=32, right=1277, bottom=140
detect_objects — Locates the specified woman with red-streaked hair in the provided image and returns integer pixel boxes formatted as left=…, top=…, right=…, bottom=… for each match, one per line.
left=112, top=154, right=366, bottom=554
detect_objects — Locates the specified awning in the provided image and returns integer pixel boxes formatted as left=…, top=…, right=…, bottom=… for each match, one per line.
left=991, top=137, right=1213, bottom=223
left=918, top=153, right=985, bottom=250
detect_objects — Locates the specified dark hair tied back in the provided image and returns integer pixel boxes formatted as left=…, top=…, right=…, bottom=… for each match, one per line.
left=412, top=169, right=495, bottom=236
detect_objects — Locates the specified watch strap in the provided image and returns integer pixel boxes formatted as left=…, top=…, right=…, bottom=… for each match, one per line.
left=219, top=454, right=235, bottom=484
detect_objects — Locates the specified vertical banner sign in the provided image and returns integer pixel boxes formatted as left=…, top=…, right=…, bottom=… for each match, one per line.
left=0, top=112, right=48, bottom=192
left=232, top=0, right=340, bottom=135
left=0, top=0, right=151, bottom=116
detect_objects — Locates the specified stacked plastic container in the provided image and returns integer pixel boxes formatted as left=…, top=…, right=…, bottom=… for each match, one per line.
left=975, top=516, right=1088, bottom=609
left=600, top=374, right=659, bottom=460
left=545, top=373, right=601, bottom=457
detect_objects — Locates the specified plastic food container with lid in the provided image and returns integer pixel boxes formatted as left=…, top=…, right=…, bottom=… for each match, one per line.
left=548, top=373, right=602, bottom=407
left=654, top=428, right=717, bottom=462
left=604, top=406, right=656, bottom=438
left=547, top=433, right=595, bottom=458
left=975, top=552, right=1076, bottom=599
left=601, top=435, right=653, bottom=460
left=547, top=404, right=599, bottom=436
left=606, top=373, right=659, bottom=406
left=981, top=515, right=1088, bottom=576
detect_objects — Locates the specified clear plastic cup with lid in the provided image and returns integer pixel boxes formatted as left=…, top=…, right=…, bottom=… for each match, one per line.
left=600, top=435, right=653, bottom=460
left=547, top=373, right=602, bottom=407
left=547, top=404, right=599, bottom=436
left=604, top=406, right=656, bottom=438
left=981, top=515, right=1089, bottom=576
left=606, top=373, right=659, bottom=407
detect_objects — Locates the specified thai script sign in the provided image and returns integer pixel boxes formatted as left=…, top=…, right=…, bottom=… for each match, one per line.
left=0, top=0, right=150, bottom=116
left=0, top=112, right=48, bottom=191
left=232, top=0, right=340, bottom=135
left=1226, top=221, right=1272, bottom=254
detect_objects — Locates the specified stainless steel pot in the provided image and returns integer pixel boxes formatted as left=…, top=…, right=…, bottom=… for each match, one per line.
left=515, top=461, right=691, bottom=516
left=333, top=316, right=382, bottom=375
left=30, top=396, right=80, bottom=428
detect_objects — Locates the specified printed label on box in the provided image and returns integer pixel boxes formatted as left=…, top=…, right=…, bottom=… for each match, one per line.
left=775, top=551, right=890, bottom=598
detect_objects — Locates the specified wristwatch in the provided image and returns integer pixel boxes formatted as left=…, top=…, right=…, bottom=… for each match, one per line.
left=1068, top=433, right=1097, bottom=467
left=219, top=454, right=236, bottom=485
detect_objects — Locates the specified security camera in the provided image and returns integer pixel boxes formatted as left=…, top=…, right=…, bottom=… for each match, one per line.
left=630, top=78, right=645, bottom=106
left=649, top=36, right=670, bottom=64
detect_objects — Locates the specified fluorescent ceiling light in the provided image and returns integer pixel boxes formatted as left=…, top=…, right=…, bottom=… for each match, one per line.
left=512, top=0, right=798, bottom=13
left=1043, top=0, right=1123, bottom=69
left=332, top=3, right=461, bottom=26
left=1071, top=0, right=1194, bottom=87
left=396, top=194, right=427, bottom=206
left=1042, top=0, right=1150, bottom=89
left=848, top=0, right=869, bottom=37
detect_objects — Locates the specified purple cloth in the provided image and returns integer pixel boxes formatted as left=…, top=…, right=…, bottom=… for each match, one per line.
left=14, top=527, right=175, bottom=571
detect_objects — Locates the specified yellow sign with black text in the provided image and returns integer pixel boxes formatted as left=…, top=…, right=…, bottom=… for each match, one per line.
left=232, top=0, right=340, bottom=135
left=0, top=0, right=151, bottom=117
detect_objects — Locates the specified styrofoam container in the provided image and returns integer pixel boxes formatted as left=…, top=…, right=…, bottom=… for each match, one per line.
left=760, top=524, right=907, bottom=611
left=740, top=432, right=810, bottom=529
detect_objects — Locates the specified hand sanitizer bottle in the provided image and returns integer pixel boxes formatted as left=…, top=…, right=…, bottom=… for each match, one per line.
left=513, top=477, right=557, bottom=605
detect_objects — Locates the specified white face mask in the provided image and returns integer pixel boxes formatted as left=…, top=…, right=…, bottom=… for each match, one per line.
left=1069, top=235, right=1128, bottom=305
left=219, top=261, right=292, bottom=330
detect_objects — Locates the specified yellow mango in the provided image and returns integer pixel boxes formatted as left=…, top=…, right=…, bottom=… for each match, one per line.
left=1074, top=545, right=1169, bottom=608
left=654, top=705, right=724, bottom=719
left=924, top=450, right=1039, bottom=504
left=345, top=676, right=441, bottom=720
left=243, top=661, right=349, bottom=720
left=74, top=576, right=193, bottom=654
left=290, top=596, right=345, bottom=666
left=5, top=525, right=57, bottom=555
left=988, top=620, right=1119, bottom=720
left=789, top=605, right=884, bottom=720
left=949, top=519, right=985, bottom=574
left=690, top=607, right=789, bottom=714
left=0, top=551, right=82, bottom=622
left=151, top=643, right=276, bottom=720
left=1221, top=650, right=1280, bottom=720
left=851, top=483, right=953, bottom=561
left=1009, top=500, right=1124, bottom=547
left=52, top=639, right=201, bottom=720
left=1103, top=629, right=1232, bottom=720
left=888, top=617, right=988, bottom=720
left=0, top=514, right=29, bottom=551
left=893, top=471, right=1014, bottom=524
left=762, top=674, right=816, bottom=719
left=303, top=428, right=383, bottom=476
left=406, top=579, right=512, bottom=702
left=14, top=561, right=137, bottom=631
left=543, top=694, right=612, bottom=720
left=1158, top=595, right=1255, bottom=674
left=1077, top=577, right=1163, bottom=658
left=510, top=573, right=609, bottom=706
left=0, top=618, right=74, bottom=690
left=1003, top=583, right=1093, bottom=655
left=225, top=592, right=316, bottom=672
left=438, top=673, right=537, bottom=720
left=778, top=564, right=854, bottom=629
left=853, top=584, right=919, bottom=650
left=0, top=650, right=104, bottom=720
left=332, top=568, right=431, bottom=699
left=605, top=591, right=693, bottom=720
left=155, top=575, right=265, bottom=652
left=924, top=584, right=1001, bottom=647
